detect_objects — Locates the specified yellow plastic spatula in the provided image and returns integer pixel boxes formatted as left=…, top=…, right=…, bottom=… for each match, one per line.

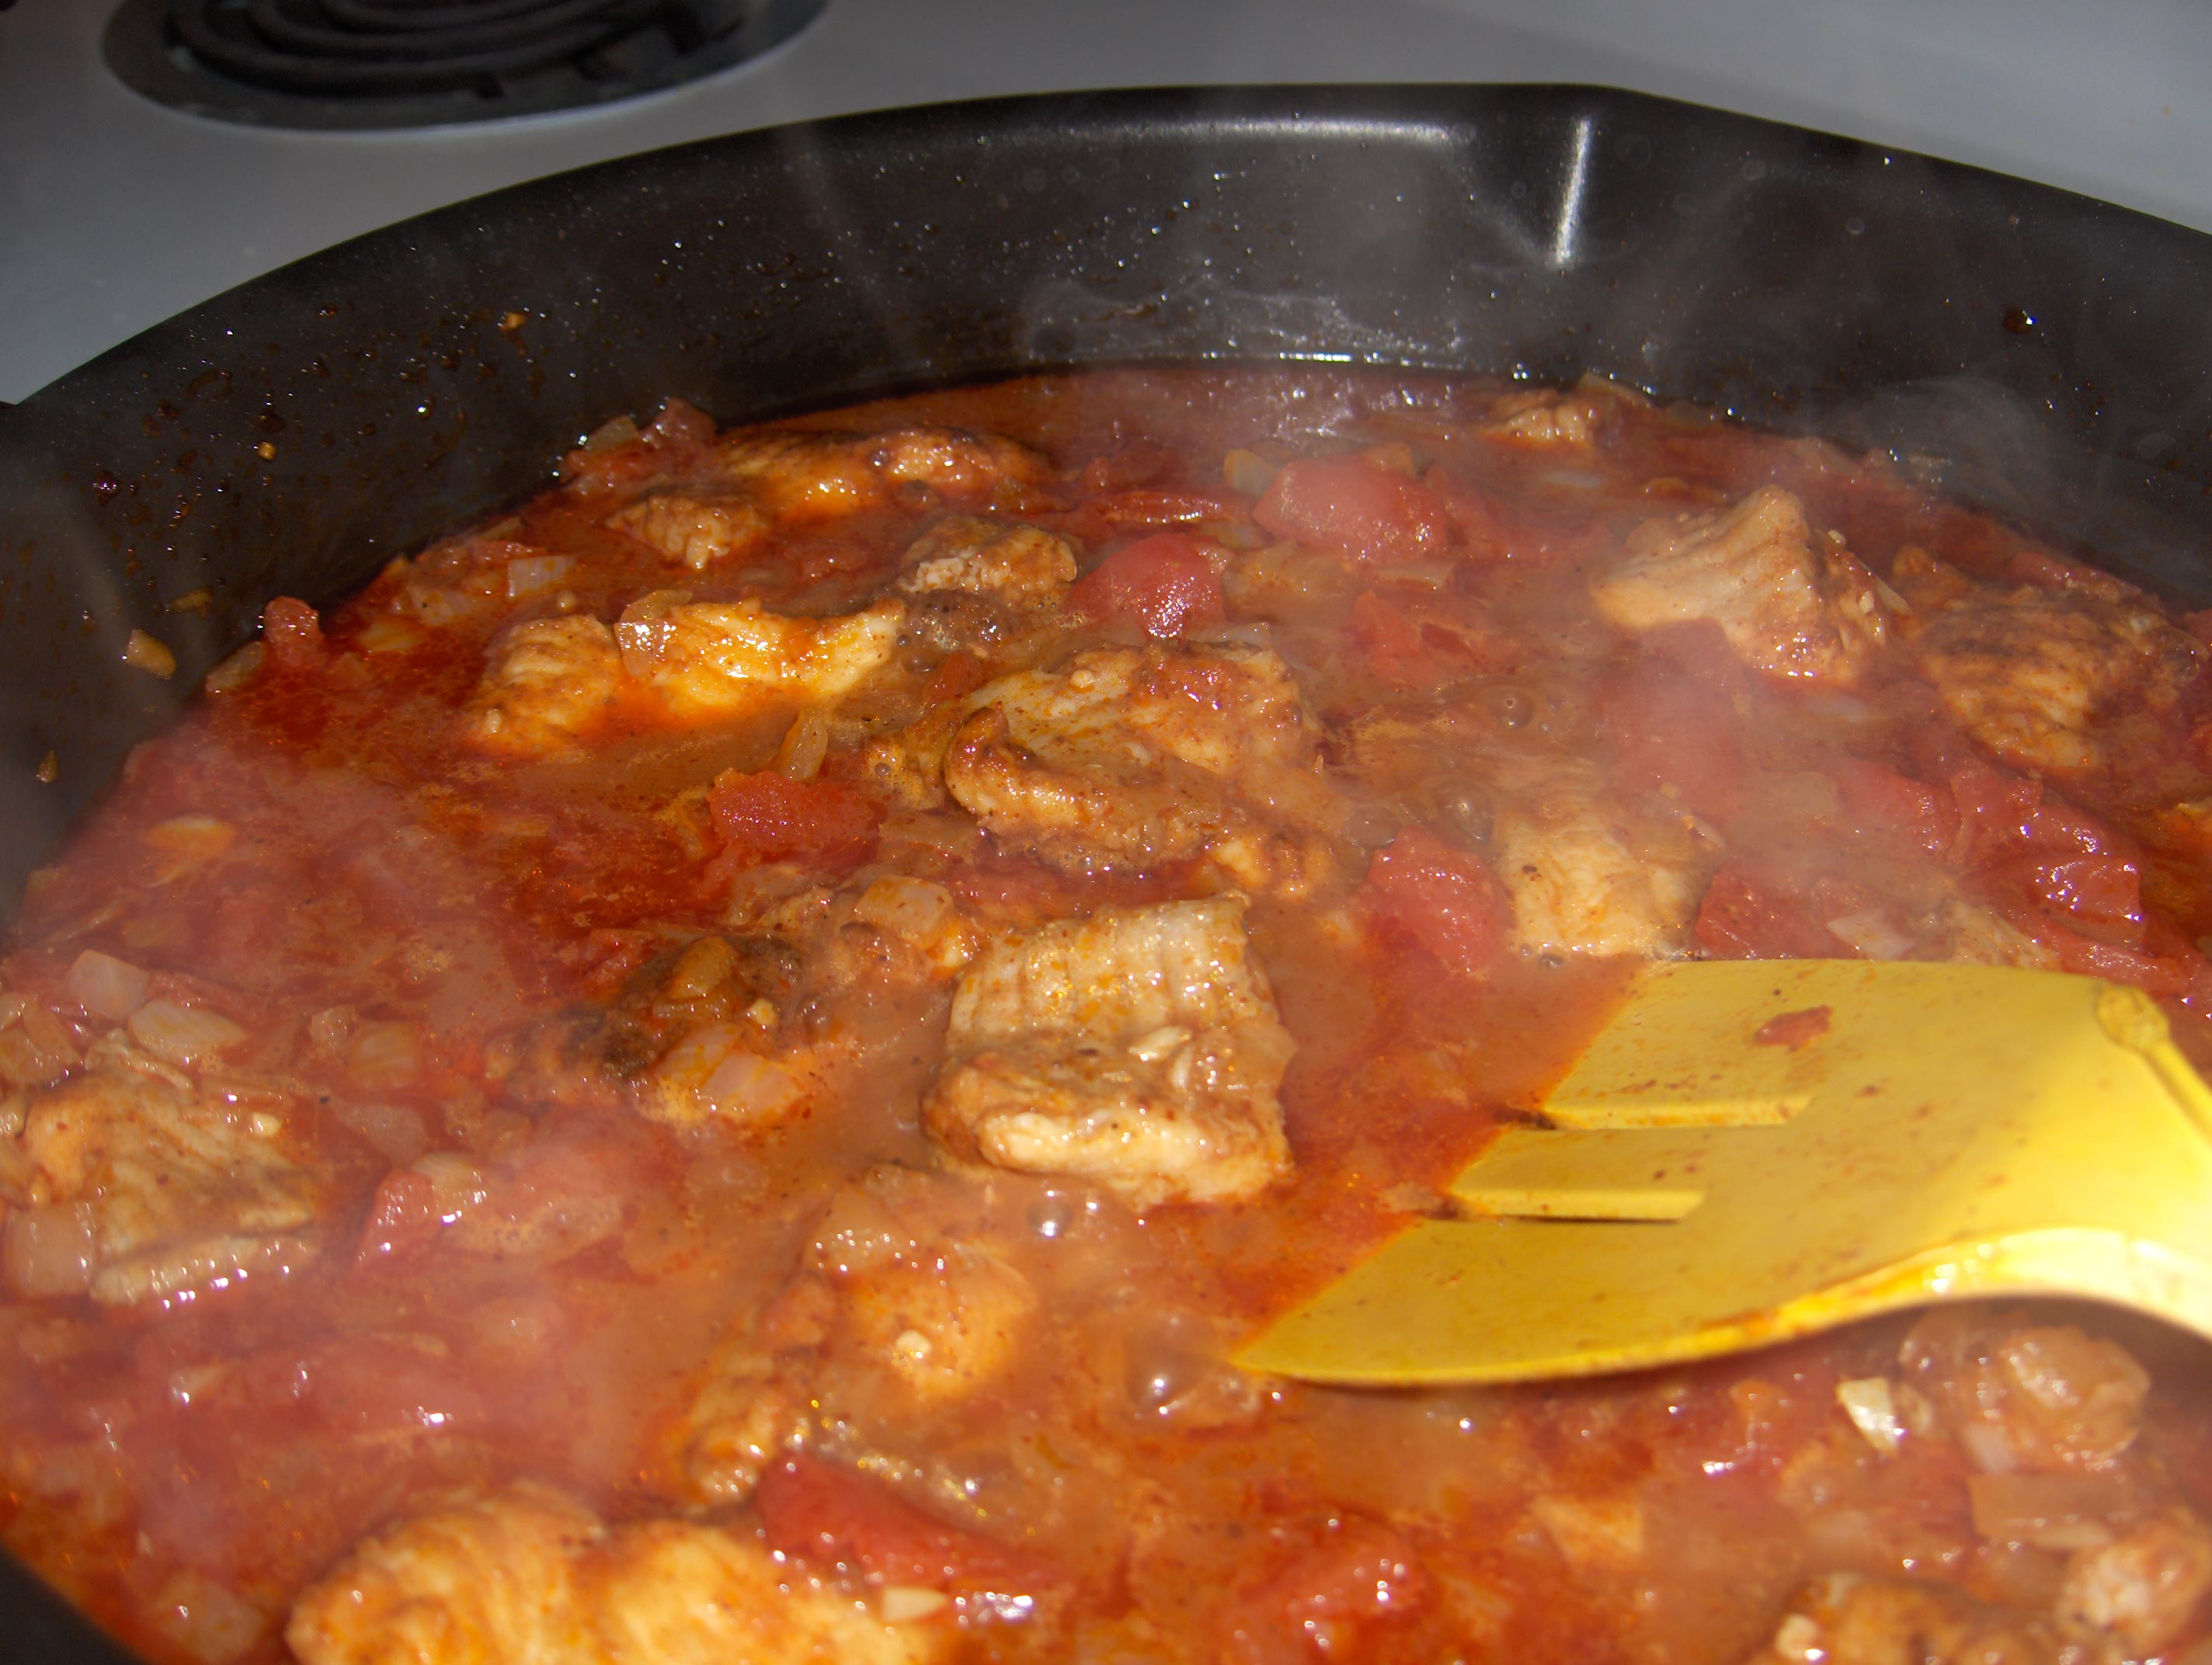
left=1240, top=960, right=2212, bottom=1386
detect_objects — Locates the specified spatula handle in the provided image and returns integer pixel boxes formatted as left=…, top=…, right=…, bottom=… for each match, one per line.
left=2097, top=985, right=2212, bottom=1139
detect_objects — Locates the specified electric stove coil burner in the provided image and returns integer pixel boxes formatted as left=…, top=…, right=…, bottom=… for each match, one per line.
left=102, top=0, right=826, bottom=127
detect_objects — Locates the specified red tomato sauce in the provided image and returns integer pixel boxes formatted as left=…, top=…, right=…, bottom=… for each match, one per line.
left=5, top=369, right=2212, bottom=1665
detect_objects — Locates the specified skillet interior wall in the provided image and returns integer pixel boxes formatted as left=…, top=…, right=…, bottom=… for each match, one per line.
left=1, top=81, right=2210, bottom=1665
left=6, top=85, right=2212, bottom=919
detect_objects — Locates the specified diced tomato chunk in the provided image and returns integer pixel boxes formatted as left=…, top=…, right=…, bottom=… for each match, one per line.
left=1988, top=897, right=2212, bottom=1000
left=260, top=596, right=326, bottom=673
left=1254, top=457, right=1454, bottom=565
left=1223, top=1519, right=1429, bottom=1665
left=1828, top=757, right=1960, bottom=860
left=1070, top=532, right=1226, bottom=637
left=706, top=769, right=879, bottom=867
left=1989, top=853, right=2144, bottom=937
left=1918, top=750, right=2212, bottom=999
left=757, top=1455, right=1062, bottom=1607
left=1425, top=468, right=1512, bottom=555
left=1693, top=865, right=1844, bottom=960
left=1348, top=590, right=1429, bottom=683
left=1348, top=592, right=1512, bottom=688
left=1944, top=758, right=2116, bottom=864
left=921, top=648, right=992, bottom=704
left=642, top=397, right=718, bottom=453
left=1358, top=826, right=1508, bottom=977
left=356, top=1168, right=439, bottom=1264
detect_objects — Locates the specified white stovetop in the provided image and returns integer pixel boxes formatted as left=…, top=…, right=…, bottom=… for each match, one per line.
left=4, top=0, right=2209, bottom=405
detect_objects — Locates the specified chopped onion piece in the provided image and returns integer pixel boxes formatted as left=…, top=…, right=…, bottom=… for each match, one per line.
left=127, top=1000, right=248, bottom=1066
left=144, top=815, right=236, bottom=859
left=1957, top=1420, right=2019, bottom=1476
left=1835, top=1378, right=1904, bottom=1455
left=505, top=554, right=575, bottom=599
left=698, top=1049, right=803, bottom=1124
left=879, top=1586, right=952, bottom=1623
left=346, top=1022, right=422, bottom=1090
left=64, top=950, right=150, bottom=1021
left=0, top=1027, right=74, bottom=1089
left=1189, top=620, right=1275, bottom=650
left=307, top=1005, right=356, bottom=1054
left=1202, top=520, right=1266, bottom=550
left=19, top=1004, right=80, bottom=1065
left=0, top=992, right=29, bottom=1031
left=1126, top=1024, right=1194, bottom=1065
left=853, top=876, right=955, bottom=941
left=330, top=1100, right=429, bottom=1166
left=850, top=877, right=974, bottom=972
left=1359, top=440, right=1421, bottom=476
left=653, top=1021, right=739, bottom=1086
left=1769, top=1613, right=1822, bottom=1663
left=614, top=589, right=694, bottom=667
left=412, top=1152, right=490, bottom=1225
left=400, top=582, right=487, bottom=626
left=123, top=629, right=178, bottom=679
left=770, top=707, right=830, bottom=780
left=89, top=1027, right=193, bottom=1091
left=356, top=615, right=427, bottom=655
left=1384, top=561, right=1456, bottom=589
left=1891, top=1380, right=1944, bottom=1441
left=1221, top=448, right=1278, bottom=496
left=201, top=641, right=265, bottom=694
left=1825, top=909, right=1915, bottom=961
left=661, top=937, right=739, bottom=1002
left=579, top=413, right=640, bottom=452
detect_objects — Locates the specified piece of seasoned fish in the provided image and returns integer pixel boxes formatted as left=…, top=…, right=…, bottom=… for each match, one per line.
left=15, top=1057, right=326, bottom=1307
left=1595, top=486, right=1889, bottom=684
left=925, top=897, right=1294, bottom=1208
left=287, top=1482, right=937, bottom=1665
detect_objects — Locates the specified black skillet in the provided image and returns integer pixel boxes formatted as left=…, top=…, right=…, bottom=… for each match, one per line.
left=2, top=84, right=2211, bottom=1662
